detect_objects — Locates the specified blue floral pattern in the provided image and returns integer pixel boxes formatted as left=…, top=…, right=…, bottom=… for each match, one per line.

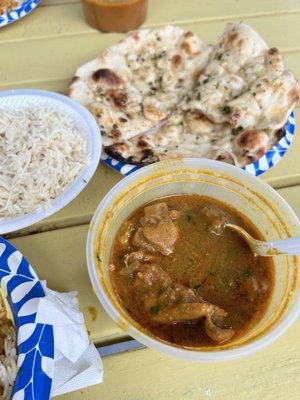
left=0, top=237, right=54, bottom=400
left=0, top=0, right=41, bottom=28
left=102, top=112, right=295, bottom=177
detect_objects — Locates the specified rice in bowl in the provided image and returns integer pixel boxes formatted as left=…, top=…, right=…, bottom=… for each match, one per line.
left=0, top=105, right=88, bottom=220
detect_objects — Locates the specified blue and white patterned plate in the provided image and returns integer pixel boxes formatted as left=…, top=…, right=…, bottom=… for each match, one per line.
left=0, top=237, right=54, bottom=400
left=102, top=111, right=295, bottom=177
left=0, top=0, right=40, bottom=28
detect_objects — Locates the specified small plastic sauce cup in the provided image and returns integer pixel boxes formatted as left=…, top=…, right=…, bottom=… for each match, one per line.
left=81, top=0, right=148, bottom=33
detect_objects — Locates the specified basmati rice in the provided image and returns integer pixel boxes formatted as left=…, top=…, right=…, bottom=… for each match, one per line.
left=0, top=106, right=88, bottom=219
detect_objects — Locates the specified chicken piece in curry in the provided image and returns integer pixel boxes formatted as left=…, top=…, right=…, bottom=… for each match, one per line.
left=109, top=195, right=274, bottom=347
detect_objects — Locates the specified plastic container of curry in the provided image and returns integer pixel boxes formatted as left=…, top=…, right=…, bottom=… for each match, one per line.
left=86, top=159, right=300, bottom=361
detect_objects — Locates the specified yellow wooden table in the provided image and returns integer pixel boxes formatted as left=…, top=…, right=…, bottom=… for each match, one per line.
left=1, top=1, right=300, bottom=399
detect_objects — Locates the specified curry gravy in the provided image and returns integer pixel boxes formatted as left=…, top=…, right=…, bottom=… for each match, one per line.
left=110, top=195, right=274, bottom=347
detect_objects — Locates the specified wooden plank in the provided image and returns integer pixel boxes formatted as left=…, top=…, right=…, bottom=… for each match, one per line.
left=2, top=2, right=300, bottom=44
left=42, top=0, right=300, bottom=14
left=1, top=8, right=300, bottom=94
left=0, top=46, right=299, bottom=92
left=0, top=50, right=300, bottom=93
left=277, top=185, right=300, bottom=216
left=2, top=0, right=300, bottom=96
left=58, top=321, right=300, bottom=400
left=10, top=224, right=126, bottom=345
left=42, top=0, right=79, bottom=6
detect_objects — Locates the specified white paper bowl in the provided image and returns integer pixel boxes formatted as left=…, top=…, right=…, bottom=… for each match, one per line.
left=87, top=159, right=300, bottom=361
left=0, top=89, right=101, bottom=235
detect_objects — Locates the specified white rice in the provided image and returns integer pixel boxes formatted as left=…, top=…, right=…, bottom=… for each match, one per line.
left=0, top=105, right=88, bottom=219
left=0, top=297, right=17, bottom=400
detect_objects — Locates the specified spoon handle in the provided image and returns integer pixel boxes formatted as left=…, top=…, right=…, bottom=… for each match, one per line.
left=269, top=237, right=300, bottom=255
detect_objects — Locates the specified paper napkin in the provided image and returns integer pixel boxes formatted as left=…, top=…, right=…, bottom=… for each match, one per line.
left=35, top=284, right=103, bottom=397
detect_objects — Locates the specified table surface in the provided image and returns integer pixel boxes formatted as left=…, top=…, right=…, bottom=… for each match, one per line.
left=1, top=1, right=300, bottom=399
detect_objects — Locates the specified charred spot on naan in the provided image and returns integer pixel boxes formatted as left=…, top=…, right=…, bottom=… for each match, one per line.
left=273, top=128, right=284, bottom=143
left=67, top=76, right=80, bottom=96
left=130, top=30, right=140, bottom=41
left=107, top=90, right=128, bottom=109
left=70, top=76, right=80, bottom=84
left=105, top=143, right=159, bottom=165
left=185, top=110, right=215, bottom=134
left=110, top=128, right=122, bottom=140
left=105, top=142, right=129, bottom=161
left=87, top=103, right=103, bottom=119
left=181, top=38, right=200, bottom=57
left=233, top=129, right=270, bottom=164
left=215, top=152, right=237, bottom=165
left=184, top=31, right=194, bottom=38
left=227, top=29, right=239, bottom=44
left=137, top=137, right=151, bottom=149
left=264, top=48, right=284, bottom=75
left=171, top=55, right=183, bottom=70
left=235, top=130, right=268, bottom=149
left=288, top=85, right=300, bottom=105
left=92, top=68, right=123, bottom=88
left=227, top=106, right=241, bottom=125
left=137, top=148, right=160, bottom=164
left=143, top=103, right=168, bottom=121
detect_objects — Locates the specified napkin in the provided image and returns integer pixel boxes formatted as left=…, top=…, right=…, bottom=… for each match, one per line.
left=35, top=284, right=103, bottom=397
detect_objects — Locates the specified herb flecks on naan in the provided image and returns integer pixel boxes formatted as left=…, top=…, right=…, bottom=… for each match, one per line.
left=68, top=25, right=212, bottom=155
left=69, top=23, right=299, bottom=167
left=188, top=27, right=298, bottom=129
left=105, top=109, right=234, bottom=165
left=182, top=23, right=299, bottom=166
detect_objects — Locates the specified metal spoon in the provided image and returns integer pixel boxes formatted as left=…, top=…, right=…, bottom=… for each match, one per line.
left=226, top=223, right=300, bottom=256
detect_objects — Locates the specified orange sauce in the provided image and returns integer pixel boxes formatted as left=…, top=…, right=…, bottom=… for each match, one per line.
left=109, top=195, right=274, bottom=348
left=81, top=0, right=148, bottom=33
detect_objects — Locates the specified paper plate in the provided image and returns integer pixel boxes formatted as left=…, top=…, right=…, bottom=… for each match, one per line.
left=0, top=237, right=54, bottom=400
left=0, top=89, right=101, bottom=235
left=0, top=0, right=40, bottom=28
left=102, top=111, right=295, bottom=177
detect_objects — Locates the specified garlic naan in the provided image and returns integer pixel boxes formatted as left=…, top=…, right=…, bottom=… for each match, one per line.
left=69, top=23, right=299, bottom=168
left=68, top=25, right=212, bottom=150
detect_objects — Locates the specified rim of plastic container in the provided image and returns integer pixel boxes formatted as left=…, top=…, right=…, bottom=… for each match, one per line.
left=87, top=158, right=300, bottom=361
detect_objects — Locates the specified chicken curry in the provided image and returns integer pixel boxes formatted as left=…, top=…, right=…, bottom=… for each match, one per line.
left=109, top=195, right=274, bottom=347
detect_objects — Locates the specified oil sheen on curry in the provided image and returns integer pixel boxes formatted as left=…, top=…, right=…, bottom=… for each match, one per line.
left=109, top=195, right=274, bottom=347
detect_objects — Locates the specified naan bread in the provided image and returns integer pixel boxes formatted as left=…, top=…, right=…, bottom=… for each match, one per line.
left=105, top=109, right=235, bottom=165
left=182, top=23, right=299, bottom=164
left=68, top=25, right=212, bottom=150
left=69, top=23, right=299, bottom=168
left=227, top=70, right=299, bottom=130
